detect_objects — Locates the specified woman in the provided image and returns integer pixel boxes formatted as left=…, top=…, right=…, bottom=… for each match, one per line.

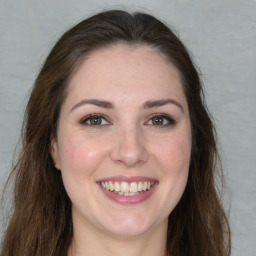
left=0, top=10, right=231, bottom=256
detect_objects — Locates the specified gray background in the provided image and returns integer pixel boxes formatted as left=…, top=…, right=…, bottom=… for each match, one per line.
left=0, top=0, right=255, bottom=255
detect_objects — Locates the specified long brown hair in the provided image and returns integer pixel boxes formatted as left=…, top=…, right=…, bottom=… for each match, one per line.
left=1, top=10, right=231, bottom=256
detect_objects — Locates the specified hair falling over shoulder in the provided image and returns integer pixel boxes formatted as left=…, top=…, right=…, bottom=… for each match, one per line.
left=1, top=9, right=231, bottom=256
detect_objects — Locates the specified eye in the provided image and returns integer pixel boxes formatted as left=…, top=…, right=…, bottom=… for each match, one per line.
left=80, top=114, right=110, bottom=126
left=146, top=114, right=176, bottom=127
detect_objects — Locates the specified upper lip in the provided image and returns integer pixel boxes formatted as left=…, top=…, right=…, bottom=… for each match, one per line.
left=97, top=175, right=158, bottom=183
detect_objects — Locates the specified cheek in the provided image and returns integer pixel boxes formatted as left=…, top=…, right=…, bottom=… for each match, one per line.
left=58, top=135, right=108, bottom=182
left=156, top=133, right=191, bottom=176
left=159, top=134, right=191, bottom=207
left=58, top=135, right=111, bottom=206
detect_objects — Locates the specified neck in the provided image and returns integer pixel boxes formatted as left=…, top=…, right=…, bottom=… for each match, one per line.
left=69, top=218, right=168, bottom=256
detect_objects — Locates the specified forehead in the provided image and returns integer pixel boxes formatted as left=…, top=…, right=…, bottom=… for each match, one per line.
left=65, top=43, right=187, bottom=110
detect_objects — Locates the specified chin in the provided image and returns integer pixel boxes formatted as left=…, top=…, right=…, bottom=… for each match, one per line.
left=99, top=213, right=160, bottom=238
left=105, top=224, right=150, bottom=238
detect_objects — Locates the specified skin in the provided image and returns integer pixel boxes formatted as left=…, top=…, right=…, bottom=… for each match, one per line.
left=51, top=44, right=192, bottom=256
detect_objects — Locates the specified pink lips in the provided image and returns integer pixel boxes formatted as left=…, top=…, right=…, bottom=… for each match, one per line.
left=97, top=176, right=158, bottom=205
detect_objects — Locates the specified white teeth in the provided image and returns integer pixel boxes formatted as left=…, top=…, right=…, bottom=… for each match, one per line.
left=105, top=182, right=109, bottom=190
left=101, top=180, right=155, bottom=195
left=138, top=182, right=143, bottom=191
left=121, top=182, right=130, bottom=193
left=129, top=192, right=138, bottom=196
left=109, top=181, right=114, bottom=191
left=114, top=181, right=120, bottom=192
left=130, top=182, right=137, bottom=193
left=142, top=181, right=147, bottom=191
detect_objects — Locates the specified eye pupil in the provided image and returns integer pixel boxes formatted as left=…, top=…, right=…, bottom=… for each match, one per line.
left=90, top=117, right=102, bottom=125
left=152, top=116, right=163, bottom=125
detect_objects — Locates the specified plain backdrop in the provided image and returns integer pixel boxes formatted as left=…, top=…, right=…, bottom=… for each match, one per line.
left=0, top=0, right=255, bottom=255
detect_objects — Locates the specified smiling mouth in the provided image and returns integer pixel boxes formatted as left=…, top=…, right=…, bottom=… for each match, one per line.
left=100, top=181, right=155, bottom=196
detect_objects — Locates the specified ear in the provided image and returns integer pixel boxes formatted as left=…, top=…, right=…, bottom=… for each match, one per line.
left=50, top=138, right=61, bottom=170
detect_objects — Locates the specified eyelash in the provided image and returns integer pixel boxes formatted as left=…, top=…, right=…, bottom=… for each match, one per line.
left=80, top=114, right=111, bottom=127
left=80, top=113, right=176, bottom=128
left=146, top=113, right=176, bottom=127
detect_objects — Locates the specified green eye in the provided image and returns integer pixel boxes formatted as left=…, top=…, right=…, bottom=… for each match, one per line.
left=148, top=114, right=176, bottom=126
left=151, top=116, right=164, bottom=125
left=80, top=115, right=109, bottom=126
left=89, top=116, right=102, bottom=125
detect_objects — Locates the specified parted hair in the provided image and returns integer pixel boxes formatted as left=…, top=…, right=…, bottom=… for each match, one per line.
left=1, top=10, right=231, bottom=256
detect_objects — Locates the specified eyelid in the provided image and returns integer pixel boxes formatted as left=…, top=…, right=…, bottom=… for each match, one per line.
left=145, top=113, right=176, bottom=126
left=79, top=113, right=176, bottom=127
left=80, top=113, right=112, bottom=126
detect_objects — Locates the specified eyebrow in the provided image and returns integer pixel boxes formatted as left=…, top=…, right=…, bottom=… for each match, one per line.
left=143, top=99, right=184, bottom=112
left=70, top=99, right=115, bottom=112
left=70, top=98, right=183, bottom=112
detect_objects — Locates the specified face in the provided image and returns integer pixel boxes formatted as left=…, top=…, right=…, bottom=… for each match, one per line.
left=51, top=44, right=191, bottom=238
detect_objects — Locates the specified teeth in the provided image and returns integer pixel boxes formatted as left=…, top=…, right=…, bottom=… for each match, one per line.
left=138, top=182, right=143, bottom=191
left=120, top=182, right=130, bottom=193
left=105, top=182, right=109, bottom=190
left=130, top=182, right=137, bottom=193
left=100, top=181, right=154, bottom=195
left=142, top=181, right=147, bottom=191
left=114, top=181, right=120, bottom=192
left=120, top=191, right=139, bottom=196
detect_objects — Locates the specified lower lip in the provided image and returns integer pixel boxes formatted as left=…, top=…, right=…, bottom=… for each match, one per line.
left=98, top=183, right=158, bottom=205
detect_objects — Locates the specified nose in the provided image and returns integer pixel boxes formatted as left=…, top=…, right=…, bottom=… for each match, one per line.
left=110, top=126, right=149, bottom=168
